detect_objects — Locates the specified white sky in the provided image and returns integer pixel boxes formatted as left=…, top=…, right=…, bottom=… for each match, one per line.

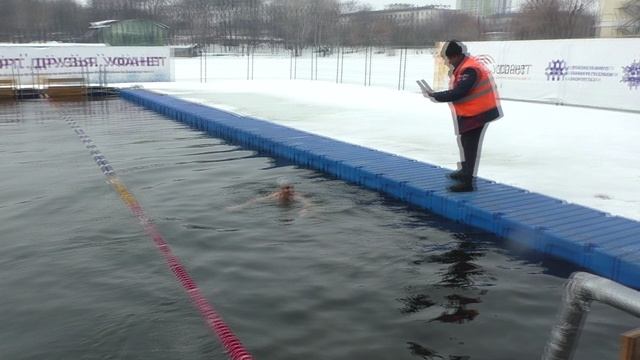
left=72, top=0, right=529, bottom=12
left=73, top=0, right=458, bottom=10
left=362, top=0, right=457, bottom=9
left=362, top=0, right=528, bottom=11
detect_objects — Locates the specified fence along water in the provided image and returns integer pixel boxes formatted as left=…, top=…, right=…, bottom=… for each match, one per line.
left=192, top=45, right=435, bottom=93
left=194, top=39, right=640, bottom=113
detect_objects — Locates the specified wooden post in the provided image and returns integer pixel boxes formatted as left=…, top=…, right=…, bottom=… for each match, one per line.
left=621, top=328, right=640, bottom=360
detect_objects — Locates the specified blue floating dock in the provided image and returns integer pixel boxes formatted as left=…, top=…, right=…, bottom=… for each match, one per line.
left=121, top=89, right=640, bottom=289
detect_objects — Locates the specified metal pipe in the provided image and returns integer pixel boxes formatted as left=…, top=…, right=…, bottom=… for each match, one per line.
left=364, top=46, right=368, bottom=86
left=542, top=272, right=640, bottom=360
left=311, top=47, right=314, bottom=81
left=368, top=47, right=373, bottom=86
left=294, top=48, right=297, bottom=79
left=402, top=48, right=408, bottom=90
left=340, top=48, right=344, bottom=83
left=397, top=48, right=403, bottom=90
left=336, top=46, right=340, bottom=83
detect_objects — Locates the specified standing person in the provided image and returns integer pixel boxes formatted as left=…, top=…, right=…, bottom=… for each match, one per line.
left=422, top=40, right=502, bottom=192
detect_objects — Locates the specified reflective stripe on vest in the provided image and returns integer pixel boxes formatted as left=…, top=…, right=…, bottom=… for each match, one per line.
left=452, top=57, right=498, bottom=117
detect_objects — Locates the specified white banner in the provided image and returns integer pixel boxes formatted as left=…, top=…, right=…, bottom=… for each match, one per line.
left=0, top=45, right=173, bottom=85
left=439, top=39, right=640, bottom=112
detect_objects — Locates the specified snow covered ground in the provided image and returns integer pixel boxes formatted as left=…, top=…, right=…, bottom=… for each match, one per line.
left=131, top=54, right=640, bottom=221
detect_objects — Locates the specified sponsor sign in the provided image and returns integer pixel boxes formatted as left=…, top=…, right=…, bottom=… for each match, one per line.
left=0, top=45, right=172, bottom=84
left=477, top=54, right=533, bottom=81
left=544, top=59, right=618, bottom=82
left=461, top=39, right=640, bottom=112
left=621, top=60, right=640, bottom=89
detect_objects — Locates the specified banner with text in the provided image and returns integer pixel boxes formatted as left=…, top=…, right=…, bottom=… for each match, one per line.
left=446, top=39, right=639, bottom=112
left=0, top=45, right=172, bottom=85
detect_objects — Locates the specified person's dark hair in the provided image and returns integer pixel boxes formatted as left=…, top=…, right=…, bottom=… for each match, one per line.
left=444, top=41, right=463, bottom=57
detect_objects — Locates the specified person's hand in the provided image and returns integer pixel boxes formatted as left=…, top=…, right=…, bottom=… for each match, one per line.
left=421, top=89, right=433, bottom=98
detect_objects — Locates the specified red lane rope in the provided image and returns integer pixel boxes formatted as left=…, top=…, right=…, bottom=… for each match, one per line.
left=65, top=115, right=254, bottom=360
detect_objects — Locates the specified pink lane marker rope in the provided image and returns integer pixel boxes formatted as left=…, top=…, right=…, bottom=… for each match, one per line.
left=64, top=115, right=254, bottom=360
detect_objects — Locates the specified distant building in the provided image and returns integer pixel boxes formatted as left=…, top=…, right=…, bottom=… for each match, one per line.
left=170, top=44, right=201, bottom=57
left=483, top=12, right=518, bottom=40
left=85, top=19, right=169, bottom=46
left=341, top=5, right=453, bottom=27
left=597, top=0, right=640, bottom=37
left=384, top=3, right=423, bottom=10
left=457, top=0, right=512, bottom=17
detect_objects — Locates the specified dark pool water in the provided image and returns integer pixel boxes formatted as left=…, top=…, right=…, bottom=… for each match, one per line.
left=0, top=99, right=636, bottom=360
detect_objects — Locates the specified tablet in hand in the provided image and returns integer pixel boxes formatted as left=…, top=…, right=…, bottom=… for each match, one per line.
left=418, top=79, right=433, bottom=93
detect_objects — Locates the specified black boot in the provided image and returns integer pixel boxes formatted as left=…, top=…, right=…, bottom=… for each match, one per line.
left=448, top=176, right=474, bottom=192
left=447, top=169, right=466, bottom=180
left=448, top=182, right=474, bottom=192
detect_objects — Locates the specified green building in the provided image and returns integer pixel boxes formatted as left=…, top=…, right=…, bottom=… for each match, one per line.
left=86, top=19, right=168, bottom=46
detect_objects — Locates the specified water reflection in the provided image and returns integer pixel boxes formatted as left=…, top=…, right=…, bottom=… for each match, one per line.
left=402, top=233, right=495, bottom=359
left=407, top=341, right=471, bottom=360
left=407, top=341, right=443, bottom=359
left=422, top=237, right=486, bottom=288
left=0, top=102, right=24, bottom=124
left=430, top=294, right=480, bottom=324
left=399, top=294, right=436, bottom=314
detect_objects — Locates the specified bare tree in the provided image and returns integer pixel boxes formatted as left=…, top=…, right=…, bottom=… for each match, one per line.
left=268, top=0, right=339, bottom=55
left=0, top=0, right=88, bottom=42
left=514, top=0, right=596, bottom=39
left=339, top=0, right=372, bottom=13
left=370, top=16, right=394, bottom=46
left=619, top=0, right=640, bottom=36
left=0, top=0, right=603, bottom=47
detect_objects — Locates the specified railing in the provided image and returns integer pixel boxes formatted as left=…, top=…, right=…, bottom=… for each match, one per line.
left=0, top=78, right=17, bottom=100
left=542, top=272, right=640, bottom=360
left=45, top=77, right=88, bottom=99
left=191, top=46, right=437, bottom=92
left=621, top=328, right=640, bottom=360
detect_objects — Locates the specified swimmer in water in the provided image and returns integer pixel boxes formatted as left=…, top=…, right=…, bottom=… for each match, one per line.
left=226, top=178, right=312, bottom=216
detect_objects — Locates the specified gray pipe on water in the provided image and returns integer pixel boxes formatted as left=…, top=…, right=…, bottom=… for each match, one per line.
left=542, top=272, right=640, bottom=360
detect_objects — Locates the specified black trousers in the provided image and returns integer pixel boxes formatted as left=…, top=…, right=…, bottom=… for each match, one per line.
left=459, top=125, right=486, bottom=179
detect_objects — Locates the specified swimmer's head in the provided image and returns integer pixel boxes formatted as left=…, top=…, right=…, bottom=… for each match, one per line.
left=277, top=177, right=291, bottom=186
left=277, top=177, right=294, bottom=194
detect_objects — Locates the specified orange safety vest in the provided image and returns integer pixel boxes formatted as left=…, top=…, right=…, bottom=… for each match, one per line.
left=451, top=56, right=499, bottom=117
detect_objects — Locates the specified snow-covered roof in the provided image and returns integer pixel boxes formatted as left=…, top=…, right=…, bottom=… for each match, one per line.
left=88, top=19, right=170, bottom=30
left=0, top=42, right=107, bottom=47
left=89, top=20, right=119, bottom=29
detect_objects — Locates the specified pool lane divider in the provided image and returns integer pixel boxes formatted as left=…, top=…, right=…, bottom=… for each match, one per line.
left=120, top=89, right=640, bottom=290
left=63, top=115, right=253, bottom=360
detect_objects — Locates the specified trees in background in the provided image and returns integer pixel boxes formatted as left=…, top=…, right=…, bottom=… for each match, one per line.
left=513, top=0, right=597, bottom=39
left=0, top=0, right=602, bottom=47
left=0, top=0, right=87, bottom=42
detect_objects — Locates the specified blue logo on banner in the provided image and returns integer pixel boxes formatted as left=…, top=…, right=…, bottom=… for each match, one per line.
left=545, top=59, right=568, bottom=81
left=621, top=60, right=640, bottom=89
